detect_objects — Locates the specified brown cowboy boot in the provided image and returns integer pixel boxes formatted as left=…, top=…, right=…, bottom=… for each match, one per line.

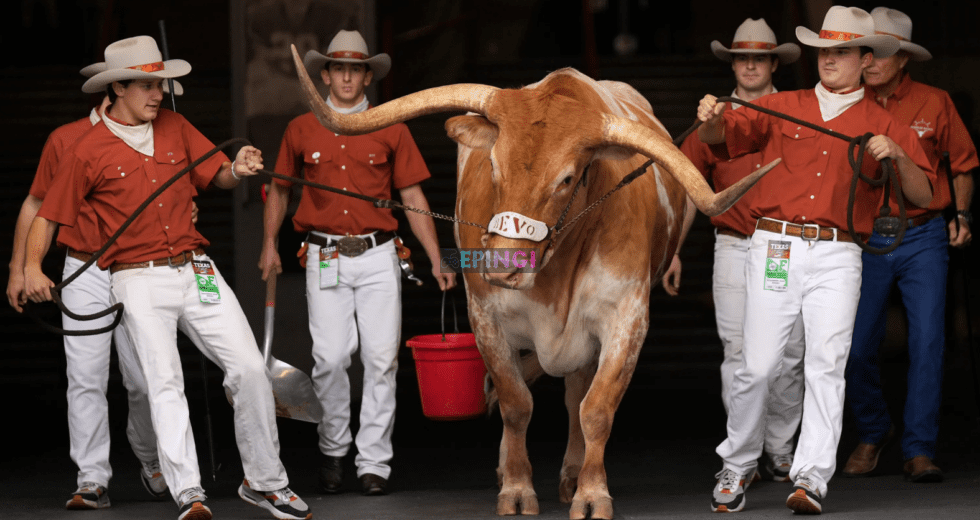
left=903, top=456, right=943, bottom=483
left=842, top=426, right=895, bottom=477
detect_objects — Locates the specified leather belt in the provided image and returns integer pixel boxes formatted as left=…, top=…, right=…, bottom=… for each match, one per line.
left=755, top=218, right=857, bottom=243
left=717, top=228, right=749, bottom=240
left=66, top=248, right=94, bottom=262
left=109, top=248, right=205, bottom=274
left=906, top=210, right=942, bottom=229
left=306, top=231, right=395, bottom=257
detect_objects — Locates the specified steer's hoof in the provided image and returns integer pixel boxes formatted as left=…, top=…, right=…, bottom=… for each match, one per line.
left=558, top=476, right=577, bottom=504
left=497, top=490, right=539, bottom=516
left=569, top=496, right=613, bottom=520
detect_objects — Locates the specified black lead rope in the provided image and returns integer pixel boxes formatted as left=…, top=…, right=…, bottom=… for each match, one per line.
left=675, top=95, right=910, bottom=255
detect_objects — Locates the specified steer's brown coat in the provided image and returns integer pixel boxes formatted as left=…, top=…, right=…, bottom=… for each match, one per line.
left=450, top=69, right=684, bottom=519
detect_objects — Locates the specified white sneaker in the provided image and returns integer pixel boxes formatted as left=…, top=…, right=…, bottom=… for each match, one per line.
left=65, top=481, right=110, bottom=509
left=141, top=459, right=169, bottom=498
left=767, top=452, right=794, bottom=482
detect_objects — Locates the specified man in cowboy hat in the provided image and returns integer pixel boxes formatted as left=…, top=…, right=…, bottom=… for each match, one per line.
left=842, top=6, right=977, bottom=484
left=5, top=65, right=188, bottom=511
left=22, top=35, right=312, bottom=520
left=697, top=5, right=937, bottom=514
left=666, top=17, right=805, bottom=484
left=259, top=29, right=455, bottom=496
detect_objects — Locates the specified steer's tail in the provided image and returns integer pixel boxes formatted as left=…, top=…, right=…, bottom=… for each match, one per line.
left=486, top=349, right=545, bottom=413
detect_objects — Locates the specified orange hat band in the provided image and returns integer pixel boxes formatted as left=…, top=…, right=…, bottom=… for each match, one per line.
left=732, top=41, right=776, bottom=50
left=875, top=30, right=907, bottom=41
left=819, top=30, right=864, bottom=41
left=127, top=61, right=165, bottom=72
left=327, top=51, right=369, bottom=60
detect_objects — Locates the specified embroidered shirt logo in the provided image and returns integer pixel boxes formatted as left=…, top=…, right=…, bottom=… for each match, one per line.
left=910, top=119, right=933, bottom=138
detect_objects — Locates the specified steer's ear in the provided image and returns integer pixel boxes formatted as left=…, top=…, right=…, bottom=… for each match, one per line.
left=446, top=115, right=498, bottom=149
left=593, top=144, right=635, bottom=162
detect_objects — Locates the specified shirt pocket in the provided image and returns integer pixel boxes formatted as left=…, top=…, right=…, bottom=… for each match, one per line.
left=351, top=144, right=391, bottom=195
left=779, top=121, right=818, bottom=171
left=100, top=157, right=146, bottom=212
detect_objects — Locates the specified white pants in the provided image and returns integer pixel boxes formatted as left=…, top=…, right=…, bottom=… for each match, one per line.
left=306, top=234, right=401, bottom=479
left=716, top=227, right=862, bottom=498
left=62, top=255, right=157, bottom=488
left=109, top=254, right=287, bottom=501
left=713, top=232, right=805, bottom=456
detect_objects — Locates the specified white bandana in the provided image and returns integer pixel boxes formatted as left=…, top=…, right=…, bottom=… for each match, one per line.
left=102, top=109, right=155, bottom=156
left=814, top=82, right=864, bottom=122
left=326, top=95, right=369, bottom=114
left=88, top=107, right=102, bottom=126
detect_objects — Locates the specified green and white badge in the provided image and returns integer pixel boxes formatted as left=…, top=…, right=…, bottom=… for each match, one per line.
left=764, top=240, right=791, bottom=292
left=319, top=246, right=339, bottom=288
left=192, top=260, right=221, bottom=303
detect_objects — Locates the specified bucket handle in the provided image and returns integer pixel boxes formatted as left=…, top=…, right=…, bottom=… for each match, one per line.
left=441, top=289, right=459, bottom=341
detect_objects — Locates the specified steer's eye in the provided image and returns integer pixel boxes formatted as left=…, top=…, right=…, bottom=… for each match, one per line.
left=562, top=176, right=573, bottom=185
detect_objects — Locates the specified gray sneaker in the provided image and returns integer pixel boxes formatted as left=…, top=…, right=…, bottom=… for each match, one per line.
left=767, top=452, right=794, bottom=482
left=711, top=468, right=750, bottom=513
left=141, top=459, right=169, bottom=498
left=177, top=486, right=211, bottom=520
left=786, top=474, right=823, bottom=514
left=65, top=481, right=110, bottom=509
left=238, top=479, right=312, bottom=519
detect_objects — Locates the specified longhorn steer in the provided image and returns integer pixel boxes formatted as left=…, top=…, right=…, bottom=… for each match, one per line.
left=291, top=45, right=775, bottom=519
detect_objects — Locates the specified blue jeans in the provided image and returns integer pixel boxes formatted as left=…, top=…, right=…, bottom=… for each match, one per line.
left=845, top=217, right=948, bottom=460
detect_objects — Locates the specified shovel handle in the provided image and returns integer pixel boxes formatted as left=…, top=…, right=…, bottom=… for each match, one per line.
left=262, top=273, right=277, bottom=365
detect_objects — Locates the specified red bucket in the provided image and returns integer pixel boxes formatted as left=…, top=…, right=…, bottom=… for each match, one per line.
left=407, top=332, right=487, bottom=420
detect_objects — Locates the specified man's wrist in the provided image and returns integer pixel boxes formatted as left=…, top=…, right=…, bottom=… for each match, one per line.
left=230, top=160, right=241, bottom=180
left=957, top=209, right=973, bottom=225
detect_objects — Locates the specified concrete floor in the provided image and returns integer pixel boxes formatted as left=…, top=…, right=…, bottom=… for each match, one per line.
left=6, top=353, right=980, bottom=520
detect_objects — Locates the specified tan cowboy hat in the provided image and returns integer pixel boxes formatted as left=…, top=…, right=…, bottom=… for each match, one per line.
left=80, top=61, right=184, bottom=95
left=870, top=7, right=932, bottom=61
left=303, top=30, right=391, bottom=81
left=81, top=36, right=191, bottom=94
left=711, top=18, right=801, bottom=64
left=796, top=6, right=899, bottom=58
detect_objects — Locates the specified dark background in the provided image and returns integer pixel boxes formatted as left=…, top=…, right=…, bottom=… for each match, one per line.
left=1, top=0, right=978, bottom=511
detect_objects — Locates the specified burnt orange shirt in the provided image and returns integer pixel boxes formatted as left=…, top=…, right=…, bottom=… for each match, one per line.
left=715, top=89, right=936, bottom=236
left=870, top=73, right=979, bottom=217
left=680, top=102, right=763, bottom=237
left=38, top=109, right=228, bottom=269
left=274, top=112, right=430, bottom=235
left=29, top=112, right=102, bottom=253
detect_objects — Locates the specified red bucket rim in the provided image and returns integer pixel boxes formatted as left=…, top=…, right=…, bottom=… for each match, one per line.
left=406, top=332, right=476, bottom=348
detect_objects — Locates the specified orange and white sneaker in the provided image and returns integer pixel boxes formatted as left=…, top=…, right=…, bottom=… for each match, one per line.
left=65, top=481, right=110, bottom=509
left=177, top=486, right=211, bottom=520
left=238, top=479, right=312, bottom=519
left=711, top=468, right=751, bottom=513
left=786, top=475, right=823, bottom=514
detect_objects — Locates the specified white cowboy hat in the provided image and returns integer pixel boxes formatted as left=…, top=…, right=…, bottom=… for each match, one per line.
left=711, top=18, right=801, bottom=64
left=80, top=61, right=184, bottom=95
left=81, top=36, right=191, bottom=94
left=796, top=6, right=900, bottom=58
left=303, top=30, right=391, bottom=81
left=870, top=7, right=932, bottom=61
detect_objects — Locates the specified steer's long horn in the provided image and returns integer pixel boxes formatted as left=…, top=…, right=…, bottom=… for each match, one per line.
left=600, top=114, right=778, bottom=217
left=291, top=44, right=498, bottom=135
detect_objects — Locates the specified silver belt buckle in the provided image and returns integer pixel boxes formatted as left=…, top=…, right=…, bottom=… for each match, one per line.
left=801, top=223, right=821, bottom=242
left=337, top=236, right=369, bottom=257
